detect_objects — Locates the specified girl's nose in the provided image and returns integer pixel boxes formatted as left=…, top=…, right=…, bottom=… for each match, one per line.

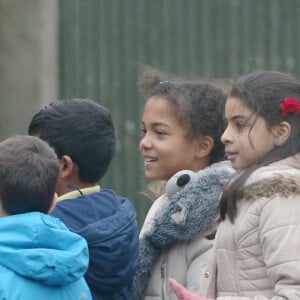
left=139, top=134, right=152, bottom=151
left=221, top=126, right=231, bottom=144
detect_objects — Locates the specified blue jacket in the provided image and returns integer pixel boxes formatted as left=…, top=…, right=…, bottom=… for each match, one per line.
left=52, top=188, right=139, bottom=300
left=0, top=212, right=91, bottom=300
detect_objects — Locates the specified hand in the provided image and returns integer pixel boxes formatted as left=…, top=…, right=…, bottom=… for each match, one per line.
left=169, top=278, right=210, bottom=300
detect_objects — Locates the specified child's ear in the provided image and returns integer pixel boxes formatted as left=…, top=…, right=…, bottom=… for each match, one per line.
left=48, top=193, right=58, bottom=214
left=59, top=155, right=75, bottom=178
left=273, top=121, right=291, bottom=146
left=195, top=136, right=214, bottom=159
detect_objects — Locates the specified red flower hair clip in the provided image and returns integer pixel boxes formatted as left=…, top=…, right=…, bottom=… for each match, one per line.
left=279, top=97, right=300, bottom=116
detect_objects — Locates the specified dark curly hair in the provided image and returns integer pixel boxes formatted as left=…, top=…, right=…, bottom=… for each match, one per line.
left=139, top=66, right=227, bottom=164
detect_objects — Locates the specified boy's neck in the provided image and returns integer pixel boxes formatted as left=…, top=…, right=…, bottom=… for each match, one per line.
left=0, top=202, right=8, bottom=217
left=57, top=185, right=101, bottom=202
left=56, top=176, right=96, bottom=197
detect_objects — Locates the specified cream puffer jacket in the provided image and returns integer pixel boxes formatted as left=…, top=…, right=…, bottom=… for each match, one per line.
left=144, top=214, right=213, bottom=300
left=199, top=155, right=300, bottom=299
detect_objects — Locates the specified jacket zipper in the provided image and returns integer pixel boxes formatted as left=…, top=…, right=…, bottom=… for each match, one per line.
left=161, top=264, right=166, bottom=300
left=161, top=265, right=165, bottom=279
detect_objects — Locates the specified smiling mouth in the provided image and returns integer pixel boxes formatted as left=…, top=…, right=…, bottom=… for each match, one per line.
left=143, top=157, right=158, bottom=163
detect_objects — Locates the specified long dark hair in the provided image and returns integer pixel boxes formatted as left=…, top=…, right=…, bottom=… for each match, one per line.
left=219, top=70, right=300, bottom=222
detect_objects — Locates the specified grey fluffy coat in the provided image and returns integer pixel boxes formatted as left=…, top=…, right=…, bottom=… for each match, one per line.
left=132, top=160, right=235, bottom=300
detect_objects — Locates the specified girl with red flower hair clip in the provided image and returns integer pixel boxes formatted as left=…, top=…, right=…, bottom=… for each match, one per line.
left=170, top=70, right=300, bottom=300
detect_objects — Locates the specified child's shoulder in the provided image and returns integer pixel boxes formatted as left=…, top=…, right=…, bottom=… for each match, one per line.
left=248, top=156, right=300, bottom=184
left=244, top=156, right=300, bottom=200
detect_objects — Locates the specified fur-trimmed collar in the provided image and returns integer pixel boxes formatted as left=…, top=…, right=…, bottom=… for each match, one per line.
left=243, top=157, right=300, bottom=200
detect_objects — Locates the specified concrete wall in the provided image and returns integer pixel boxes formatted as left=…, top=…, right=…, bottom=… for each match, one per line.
left=0, top=0, right=58, bottom=140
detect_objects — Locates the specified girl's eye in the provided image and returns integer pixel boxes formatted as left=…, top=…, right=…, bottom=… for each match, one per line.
left=141, top=128, right=146, bottom=136
left=235, top=122, right=246, bottom=131
left=156, top=130, right=166, bottom=136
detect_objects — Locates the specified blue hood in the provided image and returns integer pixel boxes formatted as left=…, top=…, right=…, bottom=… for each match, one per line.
left=0, top=212, right=89, bottom=286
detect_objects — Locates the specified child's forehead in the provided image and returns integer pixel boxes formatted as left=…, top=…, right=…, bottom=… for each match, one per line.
left=225, top=97, right=253, bottom=117
left=144, top=96, right=179, bottom=115
left=143, top=102, right=182, bottom=125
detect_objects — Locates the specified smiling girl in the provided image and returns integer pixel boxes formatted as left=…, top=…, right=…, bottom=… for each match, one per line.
left=132, top=67, right=235, bottom=300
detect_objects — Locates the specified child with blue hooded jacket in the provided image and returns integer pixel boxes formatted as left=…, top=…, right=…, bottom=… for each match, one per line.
left=0, top=135, right=91, bottom=299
